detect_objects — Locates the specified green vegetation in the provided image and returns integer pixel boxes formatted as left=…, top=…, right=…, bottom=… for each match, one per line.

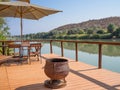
left=112, top=27, right=120, bottom=38
left=0, top=0, right=10, bottom=40
left=17, top=24, right=116, bottom=40
left=107, top=24, right=116, bottom=33
left=0, top=0, right=11, bottom=54
left=0, top=0, right=11, bottom=40
left=0, top=18, right=10, bottom=40
left=13, top=17, right=120, bottom=40
left=0, top=17, right=10, bottom=54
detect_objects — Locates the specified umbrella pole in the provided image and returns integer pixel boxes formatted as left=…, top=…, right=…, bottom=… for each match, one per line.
left=20, top=7, right=23, bottom=42
left=20, top=17, right=23, bottom=57
left=21, top=17, right=23, bottom=41
left=20, top=7, right=23, bottom=57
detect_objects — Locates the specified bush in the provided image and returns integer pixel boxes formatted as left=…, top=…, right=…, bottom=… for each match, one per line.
left=112, top=27, right=120, bottom=38
left=90, top=34, right=100, bottom=39
left=97, top=30, right=105, bottom=34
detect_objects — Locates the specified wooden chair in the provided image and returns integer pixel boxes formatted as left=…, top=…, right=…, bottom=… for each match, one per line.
left=8, top=44, right=21, bottom=57
left=30, top=43, right=42, bottom=63
left=21, top=41, right=31, bottom=64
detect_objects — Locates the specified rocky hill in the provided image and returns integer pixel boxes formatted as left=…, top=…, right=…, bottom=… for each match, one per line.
left=51, top=17, right=120, bottom=32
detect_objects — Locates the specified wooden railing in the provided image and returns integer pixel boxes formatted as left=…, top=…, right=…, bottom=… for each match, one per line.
left=1, top=40, right=120, bottom=69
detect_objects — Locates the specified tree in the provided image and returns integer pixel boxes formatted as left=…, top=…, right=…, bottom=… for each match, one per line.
left=0, top=0, right=10, bottom=40
left=97, top=30, right=105, bottom=34
left=67, top=30, right=74, bottom=35
left=79, top=29, right=84, bottom=34
left=67, top=29, right=82, bottom=35
left=0, top=18, right=10, bottom=40
left=87, top=29, right=93, bottom=34
left=107, top=24, right=116, bottom=33
left=112, top=27, right=120, bottom=38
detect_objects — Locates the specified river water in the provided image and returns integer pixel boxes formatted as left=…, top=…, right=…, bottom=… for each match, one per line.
left=41, top=43, right=120, bottom=73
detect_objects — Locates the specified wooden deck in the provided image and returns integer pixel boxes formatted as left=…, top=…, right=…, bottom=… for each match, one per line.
left=0, top=54, right=120, bottom=90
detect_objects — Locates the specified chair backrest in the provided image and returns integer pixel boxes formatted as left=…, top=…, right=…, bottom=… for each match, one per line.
left=21, top=41, right=30, bottom=47
left=8, top=44, right=21, bottom=48
left=30, top=43, right=42, bottom=48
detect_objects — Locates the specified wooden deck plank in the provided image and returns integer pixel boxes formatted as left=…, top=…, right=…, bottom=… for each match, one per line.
left=0, top=54, right=120, bottom=90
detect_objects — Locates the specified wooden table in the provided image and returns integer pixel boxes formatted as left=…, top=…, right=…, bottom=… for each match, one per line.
left=8, top=43, right=42, bottom=64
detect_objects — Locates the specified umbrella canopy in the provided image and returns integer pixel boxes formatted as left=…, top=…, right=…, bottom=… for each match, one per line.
left=17, top=0, right=30, bottom=3
left=0, top=1, right=61, bottom=40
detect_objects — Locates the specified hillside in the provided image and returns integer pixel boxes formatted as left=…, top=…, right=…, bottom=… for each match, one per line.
left=51, top=17, right=120, bottom=32
left=14, top=16, right=120, bottom=40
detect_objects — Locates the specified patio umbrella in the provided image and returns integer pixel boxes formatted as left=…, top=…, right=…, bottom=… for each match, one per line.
left=0, top=1, right=61, bottom=40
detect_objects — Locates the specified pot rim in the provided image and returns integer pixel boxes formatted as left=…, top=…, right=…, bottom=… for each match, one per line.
left=46, top=58, right=68, bottom=62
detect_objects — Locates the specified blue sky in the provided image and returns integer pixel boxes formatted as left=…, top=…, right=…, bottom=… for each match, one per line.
left=7, top=0, right=120, bottom=35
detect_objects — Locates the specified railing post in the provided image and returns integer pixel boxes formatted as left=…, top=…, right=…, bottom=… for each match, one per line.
left=75, top=42, right=78, bottom=62
left=2, top=41, right=5, bottom=55
left=50, top=40, right=53, bottom=54
left=61, top=41, right=64, bottom=57
left=98, top=44, right=102, bottom=69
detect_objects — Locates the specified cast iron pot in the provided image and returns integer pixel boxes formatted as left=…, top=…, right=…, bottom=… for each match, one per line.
left=44, top=58, right=69, bottom=81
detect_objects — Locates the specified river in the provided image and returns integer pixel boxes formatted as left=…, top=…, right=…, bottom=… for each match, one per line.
left=41, top=42, right=120, bottom=73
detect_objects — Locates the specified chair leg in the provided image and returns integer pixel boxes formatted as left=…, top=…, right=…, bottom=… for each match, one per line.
left=38, top=53, right=42, bottom=64
left=27, top=58, right=31, bottom=64
left=28, top=48, right=31, bottom=64
left=39, top=48, right=42, bottom=63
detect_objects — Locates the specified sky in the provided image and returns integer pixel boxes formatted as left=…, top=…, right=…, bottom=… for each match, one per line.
left=6, top=0, right=120, bottom=35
